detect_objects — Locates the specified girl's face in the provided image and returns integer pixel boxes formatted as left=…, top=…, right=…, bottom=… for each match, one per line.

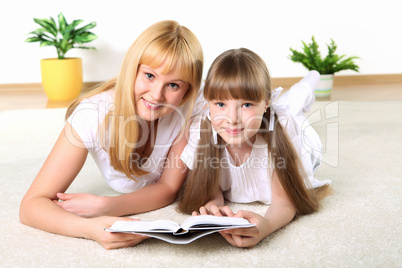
left=134, top=63, right=190, bottom=122
left=209, top=98, right=268, bottom=147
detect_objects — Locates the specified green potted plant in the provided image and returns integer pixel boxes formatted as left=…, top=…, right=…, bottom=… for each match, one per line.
left=25, top=12, right=97, bottom=101
left=289, top=36, right=359, bottom=97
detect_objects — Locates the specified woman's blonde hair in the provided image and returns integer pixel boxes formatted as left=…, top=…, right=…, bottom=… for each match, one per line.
left=66, top=20, right=203, bottom=180
left=178, top=48, right=329, bottom=215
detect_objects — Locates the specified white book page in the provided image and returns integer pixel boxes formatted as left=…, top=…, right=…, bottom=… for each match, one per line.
left=135, top=229, right=220, bottom=244
left=107, top=220, right=181, bottom=233
left=181, top=215, right=254, bottom=230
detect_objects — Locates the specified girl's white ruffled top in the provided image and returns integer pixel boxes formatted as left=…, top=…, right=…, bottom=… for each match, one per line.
left=180, top=82, right=331, bottom=205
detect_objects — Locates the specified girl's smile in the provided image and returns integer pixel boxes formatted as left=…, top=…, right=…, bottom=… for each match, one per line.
left=224, top=127, right=244, bottom=135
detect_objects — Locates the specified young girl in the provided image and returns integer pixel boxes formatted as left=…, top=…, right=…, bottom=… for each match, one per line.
left=178, top=48, right=331, bottom=248
left=19, top=20, right=204, bottom=249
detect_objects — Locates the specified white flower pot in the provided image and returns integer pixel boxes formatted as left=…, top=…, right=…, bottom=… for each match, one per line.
left=315, top=74, right=334, bottom=98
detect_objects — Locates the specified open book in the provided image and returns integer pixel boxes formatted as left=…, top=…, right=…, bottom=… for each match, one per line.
left=105, top=215, right=255, bottom=244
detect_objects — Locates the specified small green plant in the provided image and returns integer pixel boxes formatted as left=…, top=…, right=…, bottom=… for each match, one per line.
left=289, top=36, right=359, bottom=74
left=25, top=12, right=97, bottom=59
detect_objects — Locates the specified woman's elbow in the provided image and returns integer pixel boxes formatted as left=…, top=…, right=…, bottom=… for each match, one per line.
left=19, top=197, right=30, bottom=225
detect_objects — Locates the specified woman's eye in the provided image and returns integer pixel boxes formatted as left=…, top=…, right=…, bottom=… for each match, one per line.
left=168, top=83, right=179, bottom=89
left=145, top=73, right=154, bottom=80
left=243, top=103, right=252, bottom=108
left=217, top=102, right=225, bottom=108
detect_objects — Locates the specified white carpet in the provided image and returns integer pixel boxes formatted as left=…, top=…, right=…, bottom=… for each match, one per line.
left=0, top=101, right=401, bottom=267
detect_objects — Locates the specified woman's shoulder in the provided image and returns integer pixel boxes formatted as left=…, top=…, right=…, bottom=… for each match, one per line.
left=69, top=89, right=115, bottom=119
left=66, top=89, right=115, bottom=144
left=81, top=89, right=115, bottom=107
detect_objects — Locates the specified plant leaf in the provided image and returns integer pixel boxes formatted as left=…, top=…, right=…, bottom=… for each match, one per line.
left=58, top=12, right=67, bottom=33
left=75, top=46, right=97, bottom=50
left=25, top=36, right=43, bottom=43
left=40, top=40, right=55, bottom=47
left=75, top=22, right=97, bottom=35
left=74, top=32, right=98, bottom=43
left=27, top=29, right=55, bottom=41
left=62, top=19, right=83, bottom=40
left=33, top=18, right=58, bottom=37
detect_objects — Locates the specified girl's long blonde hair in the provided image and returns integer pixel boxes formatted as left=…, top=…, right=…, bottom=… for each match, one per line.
left=66, top=20, right=203, bottom=180
left=178, top=48, right=329, bottom=215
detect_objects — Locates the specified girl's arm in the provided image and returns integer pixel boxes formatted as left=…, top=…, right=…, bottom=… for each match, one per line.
left=19, top=123, right=147, bottom=249
left=204, top=189, right=224, bottom=210
left=207, top=170, right=296, bottom=248
left=261, top=169, right=297, bottom=234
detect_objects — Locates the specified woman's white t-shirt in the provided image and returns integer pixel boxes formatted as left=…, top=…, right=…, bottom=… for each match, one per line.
left=67, top=88, right=206, bottom=193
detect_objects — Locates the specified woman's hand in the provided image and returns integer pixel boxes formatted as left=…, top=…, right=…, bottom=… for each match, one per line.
left=219, top=210, right=270, bottom=248
left=54, top=192, right=111, bottom=218
left=87, top=216, right=149, bottom=250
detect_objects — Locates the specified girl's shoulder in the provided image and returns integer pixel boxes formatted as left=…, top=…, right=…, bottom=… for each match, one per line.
left=255, top=134, right=268, bottom=147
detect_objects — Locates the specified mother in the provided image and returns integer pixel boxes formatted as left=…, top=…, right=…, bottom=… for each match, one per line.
left=20, top=20, right=204, bottom=249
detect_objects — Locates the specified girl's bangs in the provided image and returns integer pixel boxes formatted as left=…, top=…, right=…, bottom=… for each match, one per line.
left=204, top=68, right=265, bottom=102
left=204, top=48, right=271, bottom=102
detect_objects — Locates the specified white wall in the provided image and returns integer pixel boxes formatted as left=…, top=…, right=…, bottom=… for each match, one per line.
left=1, top=0, right=401, bottom=84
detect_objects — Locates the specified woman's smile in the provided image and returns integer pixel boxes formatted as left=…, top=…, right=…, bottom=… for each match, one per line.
left=141, top=97, right=164, bottom=110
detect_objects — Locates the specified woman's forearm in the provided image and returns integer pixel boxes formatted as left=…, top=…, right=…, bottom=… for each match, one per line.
left=20, top=195, right=91, bottom=239
left=104, top=124, right=191, bottom=216
left=103, top=182, right=179, bottom=216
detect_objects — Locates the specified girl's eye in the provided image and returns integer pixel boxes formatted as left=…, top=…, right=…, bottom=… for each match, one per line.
left=145, top=73, right=154, bottom=80
left=168, top=83, right=179, bottom=89
left=216, top=102, right=225, bottom=108
left=243, top=103, right=252, bottom=108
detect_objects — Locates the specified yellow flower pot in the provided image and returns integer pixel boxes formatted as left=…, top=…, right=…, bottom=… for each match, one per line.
left=40, top=58, right=83, bottom=101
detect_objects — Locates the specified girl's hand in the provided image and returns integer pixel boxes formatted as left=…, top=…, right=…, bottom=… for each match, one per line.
left=219, top=210, right=270, bottom=248
left=192, top=206, right=269, bottom=248
left=192, top=205, right=235, bottom=217
left=54, top=193, right=110, bottom=218
left=88, top=216, right=148, bottom=250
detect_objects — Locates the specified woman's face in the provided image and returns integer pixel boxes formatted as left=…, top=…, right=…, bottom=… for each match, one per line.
left=134, top=63, right=190, bottom=122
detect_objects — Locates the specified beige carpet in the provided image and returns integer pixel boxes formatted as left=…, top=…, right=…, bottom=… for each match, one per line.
left=0, top=101, right=401, bottom=267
